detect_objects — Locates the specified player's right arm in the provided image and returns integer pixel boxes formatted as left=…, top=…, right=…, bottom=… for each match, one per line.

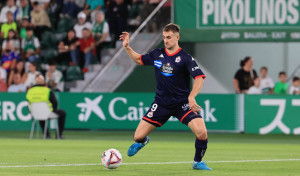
left=119, top=32, right=142, bottom=65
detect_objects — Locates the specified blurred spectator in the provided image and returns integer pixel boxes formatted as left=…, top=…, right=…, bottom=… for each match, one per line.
left=45, top=60, right=64, bottom=91
left=21, top=27, right=40, bottom=62
left=60, top=0, right=80, bottom=19
left=57, top=29, right=78, bottom=65
left=0, top=42, right=19, bottom=73
left=2, top=29, right=20, bottom=55
left=74, top=0, right=85, bottom=9
left=47, top=0, right=61, bottom=29
left=0, top=0, right=17, bottom=23
left=247, top=76, right=262, bottom=94
left=30, top=1, right=51, bottom=40
left=107, top=0, right=128, bottom=42
left=289, top=76, right=300, bottom=95
left=16, top=0, right=32, bottom=22
left=73, top=11, right=92, bottom=38
left=259, top=66, right=274, bottom=94
left=84, top=0, right=104, bottom=22
left=0, top=65, right=7, bottom=81
left=0, top=11, right=17, bottom=39
left=0, top=73, right=8, bottom=91
left=19, top=17, right=30, bottom=39
left=76, top=28, right=95, bottom=72
left=7, top=60, right=27, bottom=86
left=233, top=56, right=257, bottom=93
left=30, top=0, right=50, bottom=9
left=128, top=0, right=143, bottom=26
left=274, top=71, right=288, bottom=95
left=7, top=73, right=27, bottom=92
left=92, top=11, right=111, bottom=64
left=24, top=61, right=40, bottom=88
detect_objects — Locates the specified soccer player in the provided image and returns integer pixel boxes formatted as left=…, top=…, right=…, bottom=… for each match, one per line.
left=119, top=23, right=211, bottom=170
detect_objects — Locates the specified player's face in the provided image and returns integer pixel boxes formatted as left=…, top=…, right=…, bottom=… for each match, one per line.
left=163, top=31, right=179, bottom=50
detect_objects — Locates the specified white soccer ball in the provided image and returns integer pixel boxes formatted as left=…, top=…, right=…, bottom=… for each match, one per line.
left=101, top=148, right=122, bottom=169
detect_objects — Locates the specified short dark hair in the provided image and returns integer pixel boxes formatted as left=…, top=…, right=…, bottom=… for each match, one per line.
left=163, top=23, right=180, bottom=33
left=82, top=28, right=90, bottom=31
left=30, top=61, right=37, bottom=67
left=240, top=56, right=252, bottom=67
left=33, top=1, right=39, bottom=6
left=293, top=76, right=300, bottom=82
left=279, top=71, right=286, bottom=76
left=48, top=59, right=57, bottom=66
left=26, top=26, right=33, bottom=31
left=260, top=66, right=268, bottom=71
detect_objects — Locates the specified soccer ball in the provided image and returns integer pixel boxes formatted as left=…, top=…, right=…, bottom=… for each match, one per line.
left=101, top=149, right=122, bottom=169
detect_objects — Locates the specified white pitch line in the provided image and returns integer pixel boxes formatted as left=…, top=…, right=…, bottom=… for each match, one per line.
left=0, top=159, right=300, bottom=168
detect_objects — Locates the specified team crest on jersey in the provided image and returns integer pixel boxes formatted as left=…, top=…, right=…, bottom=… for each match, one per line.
left=175, top=56, right=181, bottom=63
left=160, top=62, right=174, bottom=76
left=147, top=111, right=153, bottom=118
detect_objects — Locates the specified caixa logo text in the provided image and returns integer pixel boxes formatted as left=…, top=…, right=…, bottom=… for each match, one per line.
left=0, top=101, right=31, bottom=121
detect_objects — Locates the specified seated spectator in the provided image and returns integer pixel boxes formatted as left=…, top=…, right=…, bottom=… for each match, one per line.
left=45, top=60, right=64, bottom=91
left=233, top=56, right=257, bottom=93
left=92, top=11, right=111, bottom=64
left=2, top=29, right=20, bottom=55
left=24, top=61, right=40, bottom=88
left=60, top=0, right=80, bottom=19
left=7, top=73, right=27, bottom=92
left=0, top=11, right=17, bottom=39
left=16, top=0, right=32, bottom=23
left=57, top=29, right=78, bottom=65
left=289, top=76, right=300, bottom=95
left=7, top=60, right=27, bottom=86
left=274, top=71, right=289, bottom=95
left=0, top=0, right=17, bottom=23
left=0, top=65, right=7, bottom=82
left=26, top=74, right=66, bottom=139
left=47, top=0, right=61, bottom=29
left=19, top=18, right=31, bottom=39
left=248, top=76, right=262, bottom=94
left=73, top=11, right=92, bottom=38
left=0, top=73, right=8, bottom=91
left=76, top=28, right=95, bottom=72
left=259, top=66, right=274, bottom=94
left=30, top=1, right=51, bottom=40
left=83, top=0, right=104, bottom=22
left=21, top=27, right=40, bottom=62
left=30, top=0, right=50, bottom=10
left=0, top=42, right=19, bottom=73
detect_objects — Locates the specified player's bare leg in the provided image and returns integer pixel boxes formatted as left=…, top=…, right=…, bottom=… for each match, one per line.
left=128, top=120, right=156, bottom=156
left=188, top=118, right=212, bottom=170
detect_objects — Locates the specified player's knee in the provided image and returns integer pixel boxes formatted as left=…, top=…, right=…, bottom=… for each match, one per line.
left=195, top=129, right=207, bottom=140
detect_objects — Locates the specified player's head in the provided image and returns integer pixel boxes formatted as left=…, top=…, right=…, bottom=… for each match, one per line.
left=293, top=76, right=300, bottom=87
left=278, top=71, right=286, bottom=83
left=260, top=66, right=268, bottom=78
left=163, top=23, right=180, bottom=50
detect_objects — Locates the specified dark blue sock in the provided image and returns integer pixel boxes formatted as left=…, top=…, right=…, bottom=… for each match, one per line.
left=194, top=138, right=208, bottom=162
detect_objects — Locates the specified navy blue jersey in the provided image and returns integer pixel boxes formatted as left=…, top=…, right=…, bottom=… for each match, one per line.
left=140, top=48, right=205, bottom=107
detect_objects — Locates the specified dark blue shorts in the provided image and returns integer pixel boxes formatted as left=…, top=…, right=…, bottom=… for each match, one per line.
left=142, top=100, right=202, bottom=127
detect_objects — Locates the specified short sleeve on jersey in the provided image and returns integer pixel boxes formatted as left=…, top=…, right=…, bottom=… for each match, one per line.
left=140, top=49, right=160, bottom=66
left=186, top=56, right=206, bottom=79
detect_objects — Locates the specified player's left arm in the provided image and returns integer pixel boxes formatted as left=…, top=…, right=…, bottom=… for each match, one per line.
left=189, top=77, right=204, bottom=114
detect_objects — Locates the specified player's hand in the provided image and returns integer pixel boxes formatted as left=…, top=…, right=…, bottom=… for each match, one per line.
left=119, top=32, right=129, bottom=48
left=188, top=96, right=201, bottom=114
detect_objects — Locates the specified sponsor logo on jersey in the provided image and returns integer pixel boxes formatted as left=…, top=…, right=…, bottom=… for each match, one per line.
left=160, top=62, right=174, bottom=76
left=175, top=56, right=181, bottom=63
left=154, top=60, right=162, bottom=68
left=192, top=66, right=200, bottom=71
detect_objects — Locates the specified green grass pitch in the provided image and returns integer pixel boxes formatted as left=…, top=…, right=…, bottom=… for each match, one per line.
left=0, top=131, right=300, bottom=176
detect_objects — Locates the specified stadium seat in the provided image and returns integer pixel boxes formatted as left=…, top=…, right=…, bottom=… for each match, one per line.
left=66, top=66, right=83, bottom=81
left=29, top=102, right=60, bottom=139
left=44, top=49, right=59, bottom=62
left=41, top=32, right=57, bottom=49
left=56, top=18, right=74, bottom=33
